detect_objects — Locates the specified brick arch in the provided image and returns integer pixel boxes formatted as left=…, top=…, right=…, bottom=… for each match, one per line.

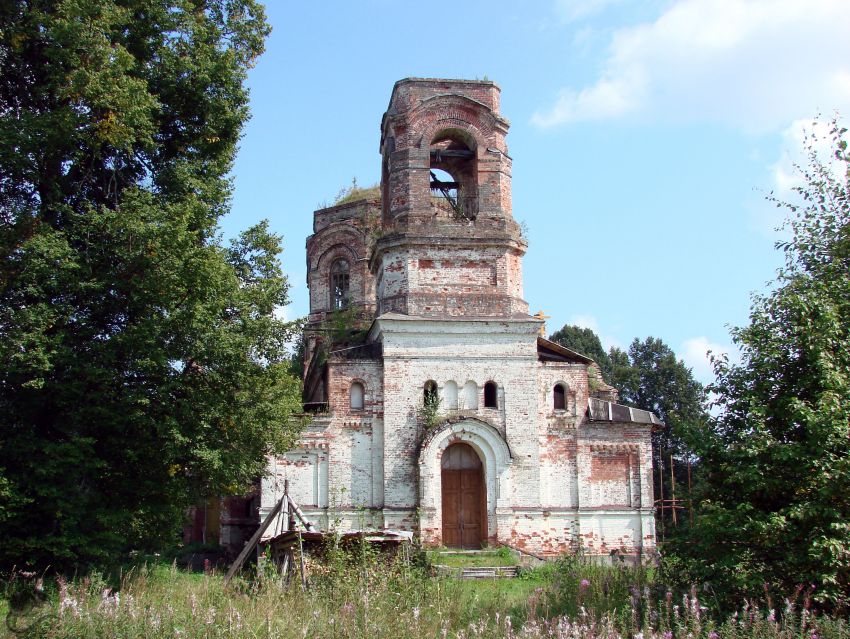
left=407, top=94, right=502, bottom=151
left=418, top=418, right=512, bottom=544
left=415, top=117, right=490, bottom=158
left=309, top=230, right=363, bottom=272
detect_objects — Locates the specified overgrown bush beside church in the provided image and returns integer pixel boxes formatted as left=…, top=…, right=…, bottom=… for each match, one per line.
left=0, top=1, right=302, bottom=571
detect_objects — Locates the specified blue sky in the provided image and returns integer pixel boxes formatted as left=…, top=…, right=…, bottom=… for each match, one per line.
left=222, top=0, right=850, bottom=383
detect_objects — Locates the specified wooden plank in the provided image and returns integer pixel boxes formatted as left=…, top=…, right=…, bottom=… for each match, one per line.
left=430, top=149, right=474, bottom=159
left=287, top=496, right=316, bottom=531
left=223, top=496, right=284, bottom=584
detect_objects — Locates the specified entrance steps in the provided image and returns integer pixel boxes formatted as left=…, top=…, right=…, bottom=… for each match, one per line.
left=459, top=565, right=519, bottom=579
left=429, top=548, right=522, bottom=579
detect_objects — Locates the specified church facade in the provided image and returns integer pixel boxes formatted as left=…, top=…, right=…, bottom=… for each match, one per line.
left=261, top=78, right=659, bottom=558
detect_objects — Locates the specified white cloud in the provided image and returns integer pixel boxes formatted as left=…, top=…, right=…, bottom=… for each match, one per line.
left=771, top=117, right=845, bottom=196
left=681, top=336, right=738, bottom=384
left=748, top=116, right=847, bottom=236
left=533, top=0, right=850, bottom=132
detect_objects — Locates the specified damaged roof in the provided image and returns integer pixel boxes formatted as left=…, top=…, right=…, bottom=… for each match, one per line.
left=537, top=337, right=595, bottom=364
left=587, top=397, right=663, bottom=426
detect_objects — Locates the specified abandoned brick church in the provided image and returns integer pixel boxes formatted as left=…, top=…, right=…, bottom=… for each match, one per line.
left=261, top=78, right=659, bottom=558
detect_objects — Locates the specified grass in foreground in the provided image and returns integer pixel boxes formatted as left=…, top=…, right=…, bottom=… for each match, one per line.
left=3, top=553, right=848, bottom=639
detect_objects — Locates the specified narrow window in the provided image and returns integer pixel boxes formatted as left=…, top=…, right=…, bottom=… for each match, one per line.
left=554, top=384, right=566, bottom=411
left=330, top=258, right=350, bottom=310
left=424, top=380, right=438, bottom=405
left=484, top=381, right=498, bottom=409
left=350, top=382, right=364, bottom=410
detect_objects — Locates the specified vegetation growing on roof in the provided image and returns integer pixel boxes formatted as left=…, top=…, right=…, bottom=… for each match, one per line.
left=333, top=178, right=381, bottom=205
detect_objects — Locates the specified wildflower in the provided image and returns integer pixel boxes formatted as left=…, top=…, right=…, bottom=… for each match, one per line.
left=664, top=631, right=673, bottom=639
left=413, top=606, right=420, bottom=622
left=580, top=579, right=591, bottom=589
left=709, top=632, right=718, bottom=639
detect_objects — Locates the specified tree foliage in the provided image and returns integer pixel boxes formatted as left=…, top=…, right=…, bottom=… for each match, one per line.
left=613, top=338, right=707, bottom=457
left=550, top=325, right=708, bottom=529
left=549, top=324, right=613, bottom=381
left=0, top=0, right=302, bottom=571
left=672, top=120, right=850, bottom=609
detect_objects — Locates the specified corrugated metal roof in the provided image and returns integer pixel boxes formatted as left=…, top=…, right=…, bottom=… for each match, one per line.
left=587, top=397, right=663, bottom=426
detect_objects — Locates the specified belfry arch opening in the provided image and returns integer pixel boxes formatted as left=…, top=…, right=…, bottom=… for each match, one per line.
left=429, top=130, right=477, bottom=221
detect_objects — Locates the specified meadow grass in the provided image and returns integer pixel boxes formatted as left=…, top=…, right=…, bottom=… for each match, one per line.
left=3, top=551, right=848, bottom=639
left=426, top=546, right=521, bottom=568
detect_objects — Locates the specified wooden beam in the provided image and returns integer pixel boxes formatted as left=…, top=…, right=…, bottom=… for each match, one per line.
left=430, top=181, right=460, bottom=190
left=223, top=496, right=284, bottom=584
left=430, top=149, right=474, bottom=159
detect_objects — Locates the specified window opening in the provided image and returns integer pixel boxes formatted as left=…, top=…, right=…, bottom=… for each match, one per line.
left=484, top=381, right=498, bottom=409
left=350, top=382, right=364, bottom=410
left=430, top=168, right=460, bottom=214
left=424, top=380, right=438, bottom=406
left=554, top=384, right=566, bottom=411
left=429, top=133, right=477, bottom=221
left=331, top=259, right=350, bottom=310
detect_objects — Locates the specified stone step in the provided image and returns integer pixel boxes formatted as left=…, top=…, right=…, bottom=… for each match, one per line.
left=459, top=566, right=519, bottom=579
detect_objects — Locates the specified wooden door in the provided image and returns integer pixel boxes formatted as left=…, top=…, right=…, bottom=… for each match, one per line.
left=441, top=443, right=485, bottom=549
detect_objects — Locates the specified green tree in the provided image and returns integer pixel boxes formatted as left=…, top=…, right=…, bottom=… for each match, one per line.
left=549, top=324, right=613, bottom=380
left=612, top=338, right=707, bottom=533
left=0, top=1, right=301, bottom=572
left=551, top=324, right=708, bottom=531
left=672, top=121, right=850, bottom=609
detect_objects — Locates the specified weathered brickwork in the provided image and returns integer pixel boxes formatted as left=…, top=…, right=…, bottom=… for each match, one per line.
left=259, top=78, right=657, bottom=561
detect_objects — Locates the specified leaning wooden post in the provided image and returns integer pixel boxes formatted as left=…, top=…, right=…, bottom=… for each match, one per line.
left=297, top=528, right=307, bottom=590
left=224, top=495, right=284, bottom=585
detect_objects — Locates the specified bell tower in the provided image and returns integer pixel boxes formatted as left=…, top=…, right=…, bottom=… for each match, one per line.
left=372, top=78, right=529, bottom=318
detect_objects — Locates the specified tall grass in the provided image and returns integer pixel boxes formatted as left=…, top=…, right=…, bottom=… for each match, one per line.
left=4, top=553, right=849, bottom=639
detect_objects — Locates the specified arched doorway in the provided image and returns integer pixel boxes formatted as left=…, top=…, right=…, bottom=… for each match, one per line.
left=441, top=443, right=486, bottom=548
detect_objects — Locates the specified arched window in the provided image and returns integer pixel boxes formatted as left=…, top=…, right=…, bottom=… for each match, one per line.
left=484, top=381, right=498, bottom=409
left=429, top=130, right=477, bottom=221
left=350, top=382, right=364, bottom=410
left=442, top=380, right=458, bottom=410
left=463, top=381, right=478, bottom=410
left=424, top=380, right=438, bottom=406
left=553, top=384, right=566, bottom=411
left=330, top=258, right=350, bottom=310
